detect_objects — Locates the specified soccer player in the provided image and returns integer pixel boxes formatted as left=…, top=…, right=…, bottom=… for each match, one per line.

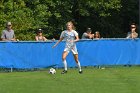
left=52, top=21, right=82, bottom=74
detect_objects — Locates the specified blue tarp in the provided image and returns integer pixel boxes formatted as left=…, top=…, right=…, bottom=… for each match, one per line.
left=0, top=39, right=139, bottom=68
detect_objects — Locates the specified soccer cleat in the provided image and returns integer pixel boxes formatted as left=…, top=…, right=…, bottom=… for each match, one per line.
left=61, top=70, right=67, bottom=74
left=79, top=70, right=83, bottom=74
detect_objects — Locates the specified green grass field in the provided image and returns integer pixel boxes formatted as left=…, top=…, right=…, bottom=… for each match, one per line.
left=0, top=66, right=140, bottom=93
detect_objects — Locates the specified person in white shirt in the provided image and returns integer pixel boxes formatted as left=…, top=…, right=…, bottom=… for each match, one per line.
left=82, top=28, right=94, bottom=39
left=1, top=22, right=16, bottom=41
left=53, top=21, right=82, bottom=74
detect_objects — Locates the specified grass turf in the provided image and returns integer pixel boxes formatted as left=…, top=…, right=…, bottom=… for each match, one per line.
left=0, top=66, right=140, bottom=93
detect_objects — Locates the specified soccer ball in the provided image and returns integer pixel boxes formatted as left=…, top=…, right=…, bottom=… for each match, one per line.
left=49, top=68, right=56, bottom=74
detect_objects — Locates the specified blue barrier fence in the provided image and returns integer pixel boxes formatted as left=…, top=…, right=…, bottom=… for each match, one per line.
left=0, top=39, right=139, bottom=69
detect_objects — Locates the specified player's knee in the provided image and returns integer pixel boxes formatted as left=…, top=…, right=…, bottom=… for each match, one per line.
left=62, top=57, right=66, bottom=61
left=75, top=59, right=79, bottom=63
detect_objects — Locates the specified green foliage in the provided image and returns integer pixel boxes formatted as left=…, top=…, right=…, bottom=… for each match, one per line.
left=0, top=0, right=138, bottom=40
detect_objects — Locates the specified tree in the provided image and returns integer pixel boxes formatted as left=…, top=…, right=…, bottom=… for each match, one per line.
left=0, top=0, right=138, bottom=40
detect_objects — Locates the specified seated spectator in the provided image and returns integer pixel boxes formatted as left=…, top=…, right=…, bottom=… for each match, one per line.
left=82, top=28, right=94, bottom=39
left=95, top=31, right=101, bottom=39
left=126, top=23, right=138, bottom=39
left=35, top=29, right=47, bottom=41
left=1, top=22, right=16, bottom=41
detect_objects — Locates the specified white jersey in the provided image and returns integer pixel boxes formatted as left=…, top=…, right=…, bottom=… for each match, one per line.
left=60, top=30, right=78, bottom=54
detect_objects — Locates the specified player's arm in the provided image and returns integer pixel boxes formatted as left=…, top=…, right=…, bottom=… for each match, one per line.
left=73, top=31, right=79, bottom=42
left=52, top=37, right=64, bottom=48
left=74, top=35, right=79, bottom=42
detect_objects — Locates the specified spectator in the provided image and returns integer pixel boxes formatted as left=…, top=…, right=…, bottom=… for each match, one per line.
left=82, top=28, right=94, bottom=39
left=35, top=29, right=47, bottom=41
left=95, top=31, right=101, bottom=39
left=126, top=23, right=138, bottom=39
left=1, top=22, right=16, bottom=41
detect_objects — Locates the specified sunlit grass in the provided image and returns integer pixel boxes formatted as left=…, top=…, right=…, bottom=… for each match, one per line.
left=0, top=66, right=140, bottom=93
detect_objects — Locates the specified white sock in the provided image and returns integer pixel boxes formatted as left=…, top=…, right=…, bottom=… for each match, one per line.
left=77, top=61, right=82, bottom=71
left=63, top=60, right=67, bottom=71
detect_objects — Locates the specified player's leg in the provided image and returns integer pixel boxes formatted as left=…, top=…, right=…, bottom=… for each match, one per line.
left=73, top=54, right=82, bottom=73
left=71, top=47, right=82, bottom=73
left=61, top=51, right=69, bottom=74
